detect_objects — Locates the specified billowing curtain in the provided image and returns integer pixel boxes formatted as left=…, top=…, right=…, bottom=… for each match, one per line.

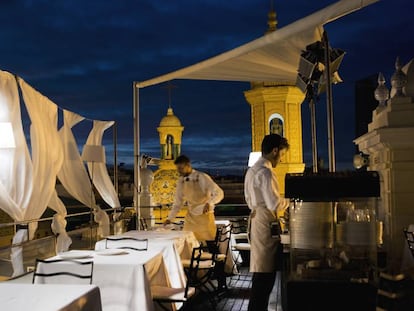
left=86, top=120, right=120, bottom=209
left=48, top=190, right=72, bottom=253
left=0, top=73, right=64, bottom=276
left=19, top=78, right=64, bottom=238
left=0, top=71, right=33, bottom=276
left=57, top=110, right=92, bottom=207
left=0, top=72, right=119, bottom=273
left=85, top=121, right=120, bottom=237
left=0, top=71, right=32, bottom=221
left=9, top=78, right=64, bottom=276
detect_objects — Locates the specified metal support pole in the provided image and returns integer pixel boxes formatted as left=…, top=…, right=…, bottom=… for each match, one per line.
left=113, top=122, right=118, bottom=196
left=133, top=82, right=141, bottom=230
left=323, top=31, right=336, bottom=172
left=309, top=96, right=318, bottom=173
left=89, top=162, right=95, bottom=249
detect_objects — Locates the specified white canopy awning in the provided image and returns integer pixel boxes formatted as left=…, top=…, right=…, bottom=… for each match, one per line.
left=137, top=0, right=378, bottom=88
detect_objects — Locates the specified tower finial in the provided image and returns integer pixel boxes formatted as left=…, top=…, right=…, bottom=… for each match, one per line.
left=391, top=56, right=407, bottom=98
left=161, top=81, right=177, bottom=108
left=266, top=0, right=277, bottom=34
left=374, top=72, right=389, bottom=109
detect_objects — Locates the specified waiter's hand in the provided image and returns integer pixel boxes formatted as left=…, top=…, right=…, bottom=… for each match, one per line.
left=163, top=219, right=171, bottom=226
left=203, top=203, right=210, bottom=214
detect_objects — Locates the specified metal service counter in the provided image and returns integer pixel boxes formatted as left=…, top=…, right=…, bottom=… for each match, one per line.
left=282, top=171, right=380, bottom=311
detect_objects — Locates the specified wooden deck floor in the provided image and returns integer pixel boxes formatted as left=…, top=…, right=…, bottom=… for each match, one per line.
left=183, top=268, right=283, bottom=311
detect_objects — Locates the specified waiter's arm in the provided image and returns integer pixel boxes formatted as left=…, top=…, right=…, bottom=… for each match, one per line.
left=165, top=179, right=184, bottom=223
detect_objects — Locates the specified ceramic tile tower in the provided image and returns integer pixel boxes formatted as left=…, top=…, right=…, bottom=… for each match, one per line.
left=244, top=84, right=306, bottom=195
left=150, top=107, right=183, bottom=208
left=243, top=5, right=305, bottom=195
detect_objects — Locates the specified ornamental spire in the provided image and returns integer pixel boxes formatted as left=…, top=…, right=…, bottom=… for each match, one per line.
left=266, top=0, right=277, bottom=34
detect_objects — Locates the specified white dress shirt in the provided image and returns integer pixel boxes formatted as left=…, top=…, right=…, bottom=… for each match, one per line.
left=167, top=169, right=224, bottom=221
left=244, top=156, right=287, bottom=214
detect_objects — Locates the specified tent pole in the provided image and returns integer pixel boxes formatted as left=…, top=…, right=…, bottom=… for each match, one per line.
left=113, top=122, right=118, bottom=196
left=309, top=96, right=318, bottom=173
left=323, top=31, right=336, bottom=172
left=133, top=82, right=141, bottom=230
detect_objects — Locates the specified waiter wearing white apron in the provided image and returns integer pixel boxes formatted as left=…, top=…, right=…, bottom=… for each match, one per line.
left=164, top=155, right=224, bottom=243
left=244, top=134, right=289, bottom=311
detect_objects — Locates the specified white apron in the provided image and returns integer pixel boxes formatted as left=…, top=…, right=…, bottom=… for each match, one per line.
left=182, top=177, right=216, bottom=242
left=249, top=207, right=280, bottom=273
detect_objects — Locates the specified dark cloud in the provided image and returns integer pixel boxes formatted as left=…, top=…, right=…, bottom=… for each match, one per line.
left=1, top=0, right=413, bottom=174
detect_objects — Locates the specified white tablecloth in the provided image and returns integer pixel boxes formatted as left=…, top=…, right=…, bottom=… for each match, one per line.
left=36, top=248, right=168, bottom=311
left=95, top=230, right=199, bottom=289
left=114, top=230, right=199, bottom=259
left=0, top=283, right=102, bottom=311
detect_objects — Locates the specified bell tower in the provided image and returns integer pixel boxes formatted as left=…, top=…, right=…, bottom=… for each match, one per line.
left=157, top=107, right=184, bottom=169
left=244, top=2, right=305, bottom=194
left=150, top=107, right=184, bottom=206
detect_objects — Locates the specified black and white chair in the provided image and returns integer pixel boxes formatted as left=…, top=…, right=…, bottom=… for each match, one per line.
left=204, top=223, right=233, bottom=293
left=181, top=245, right=218, bottom=308
left=105, top=236, right=148, bottom=251
left=404, top=229, right=414, bottom=259
left=230, top=221, right=251, bottom=283
left=32, top=258, right=94, bottom=284
left=151, top=247, right=201, bottom=310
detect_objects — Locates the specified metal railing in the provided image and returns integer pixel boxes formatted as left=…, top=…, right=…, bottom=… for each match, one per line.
left=0, top=203, right=249, bottom=279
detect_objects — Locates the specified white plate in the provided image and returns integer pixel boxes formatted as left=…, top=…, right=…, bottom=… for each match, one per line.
left=95, top=249, right=129, bottom=256
left=58, top=251, right=93, bottom=259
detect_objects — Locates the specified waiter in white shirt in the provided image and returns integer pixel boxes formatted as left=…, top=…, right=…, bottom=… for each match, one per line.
left=244, top=134, right=289, bottom=311
left=164, top=155, right=224, bottom=242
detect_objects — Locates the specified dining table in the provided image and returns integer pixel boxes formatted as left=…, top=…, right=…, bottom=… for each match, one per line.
left=0, top=283, right=102, bottom=311
left=34, top=246, right=170, bottom=311
left=94, top=229, right=199, bottom=310
left=95, top=229, right=199, bottom=289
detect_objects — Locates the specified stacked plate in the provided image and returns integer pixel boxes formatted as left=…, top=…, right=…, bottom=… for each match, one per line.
left=290, top=202, right=333, bottom=249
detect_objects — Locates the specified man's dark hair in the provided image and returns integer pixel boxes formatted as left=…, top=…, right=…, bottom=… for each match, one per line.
left=174, top=154, right=191, bottom=165
left=261, top=134, right=289, bottom=155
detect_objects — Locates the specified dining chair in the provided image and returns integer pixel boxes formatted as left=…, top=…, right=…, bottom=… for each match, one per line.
left=139, top=217, right=148, bottom=231
left=151, top=247, right=201, bottom=311
left=105, top=237, right=148, bottom=251
left=230, top=223, right=251, bottom=283
left=404, top=229, right=414, bottom=259
left=32, top=258, right=94, bottom=284
left=181, top=245, right=218, bottom=308
left=152, top=246, right=208, bottom=310
left=200, top=223, right=233, bottom=294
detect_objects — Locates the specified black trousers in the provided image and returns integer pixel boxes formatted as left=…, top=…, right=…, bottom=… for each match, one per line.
left=248, top=272, right=277, bottom=311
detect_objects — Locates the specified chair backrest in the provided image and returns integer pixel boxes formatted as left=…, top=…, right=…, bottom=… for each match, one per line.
left=231, top=220, right=251, bottom=245
left=105, top=237, right=148, bottom=251
left=186, top=246, right=204, bottom=298
left=139, top=217, right=148, bottom=231
left=32, top=258, right=94, bottom=284
left=185, top=246, right=215, bottom=298
left=404, top=229, right=414, bottom=258
left=216, top=223, right=232, bottom=260
left=230, top=218, right=248, bottom=234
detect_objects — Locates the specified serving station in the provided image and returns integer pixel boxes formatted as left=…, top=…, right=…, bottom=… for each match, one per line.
left=282, top=171, right=380, bottom=311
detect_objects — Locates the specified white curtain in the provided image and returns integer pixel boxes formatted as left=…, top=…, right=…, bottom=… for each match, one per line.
left=0, top=73, right=64, bottom=276
left=0, top=71, right=119, bottom=274
left=0, top=71, right=32, bottom=222
left=86, top=120, right=120, bottom=209
left=57, top=110, right=92, bottom=207
left=84, top=120, right=120, bottom=237
left=0, top=71, right=33, bottom=276
left=49, top=190, right=72, bottom=253
left=19, top=78, right=64, bottom=239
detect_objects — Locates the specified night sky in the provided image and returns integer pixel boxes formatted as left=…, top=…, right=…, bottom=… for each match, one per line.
left=1, top=0, right=413, bottom=175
